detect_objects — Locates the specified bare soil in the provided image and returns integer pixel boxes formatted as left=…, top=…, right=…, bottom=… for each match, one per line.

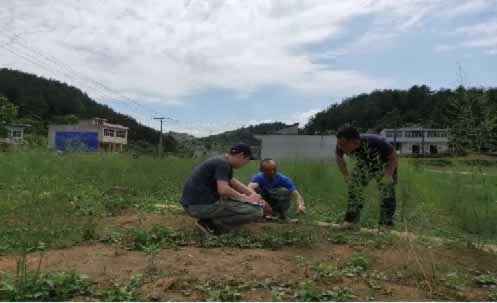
left=1, top=211, right=495, bottom=301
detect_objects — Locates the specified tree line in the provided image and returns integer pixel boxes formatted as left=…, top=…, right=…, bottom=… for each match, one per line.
left=304, top=85, right=497, bottom=153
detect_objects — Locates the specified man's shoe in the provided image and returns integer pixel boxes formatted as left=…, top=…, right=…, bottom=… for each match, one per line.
left=335, top=221, right=360, bottom=231
left=378, top=221, right=394, bottom=233
left=195, top=219, right=217, bottom=236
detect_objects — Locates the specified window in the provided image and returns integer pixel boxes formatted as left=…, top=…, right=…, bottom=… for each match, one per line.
left=116, top=130, right=126, bottom=138
left=104, top=129, right=114, bottom=137
left=427, top=131, right=448, bottom=138
left=405, top=131, right=424, bottom=138
left=12, top=130, right=22, bottom=138
left=386, top=131, right=402, bottom=138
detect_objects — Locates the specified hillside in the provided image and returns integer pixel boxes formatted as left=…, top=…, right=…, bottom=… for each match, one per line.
left=0, top=68, right=161, bottom=145
left=304, top=85, right=497, bottom=134
left=198, top=122, right=295, bottom=148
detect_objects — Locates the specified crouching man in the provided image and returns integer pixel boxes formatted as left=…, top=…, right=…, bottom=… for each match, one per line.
left=248, top=158, right=306, bottom=221
left=180, top=143, right=266, bottom=235
left=335, top=127, right=398, bottom=229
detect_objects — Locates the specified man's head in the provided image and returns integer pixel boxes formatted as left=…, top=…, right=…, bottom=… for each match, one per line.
left=337, top=127, right=361, bottom=154
left=259, top=158, right=277, bottom=179
left=227, top=143, right=254, bottom=168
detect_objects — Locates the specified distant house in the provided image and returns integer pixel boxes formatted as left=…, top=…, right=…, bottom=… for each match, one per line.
left=0, top=123, right=30, bottom=146
left=48, top=118, right=128, bottom=152
left=255, top=124, right=337, bottom=161
left=380, top=127, right=449, bottom=155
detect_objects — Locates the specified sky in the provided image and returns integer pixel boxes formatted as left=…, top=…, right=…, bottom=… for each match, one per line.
left=1, top=0, right=496, bottom=136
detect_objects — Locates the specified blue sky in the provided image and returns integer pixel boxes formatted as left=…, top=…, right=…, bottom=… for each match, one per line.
left=1, top=0, right=496, bottom=136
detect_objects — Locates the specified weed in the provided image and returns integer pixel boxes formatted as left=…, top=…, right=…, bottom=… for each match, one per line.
left=117, top=226, right=317, bottom=251
left=329, top=233, right=351, bottom=245
left=100, top=274, right=144, bottom=302
left=294, top=281, right=354, bottom=302
left=474, top=274, right=497, bottom=287
left=0, top=272, right=94, bottom=301
left=489, top=291, right=497, bottom=301
left=348, top=253, right=369, bottom=271
left=313, top=262, right=340, bottom=281
left=288, top=255, right=307, bottom=266
left=195, top=281, right=242, bottom=302
left=439, top=272, right=468, bottom=291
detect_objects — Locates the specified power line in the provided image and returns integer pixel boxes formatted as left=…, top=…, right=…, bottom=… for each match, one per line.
left=0, top=29, right=166, bottom=122
left=153, top=117, right=174, bottom=157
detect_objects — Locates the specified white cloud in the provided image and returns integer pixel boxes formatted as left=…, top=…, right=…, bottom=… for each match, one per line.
left=455, top=17, right=497, bottom=54
left=0, top=0, right=448, bottom=106
left=1, top=0, right=493, bottom=136
left=440, top=0, right=494, bottom=19
left=435, top=44, right=457, bottom=53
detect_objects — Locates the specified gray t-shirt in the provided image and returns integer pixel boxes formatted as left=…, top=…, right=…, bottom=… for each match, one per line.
left=181, top=157, right=233, bottom=206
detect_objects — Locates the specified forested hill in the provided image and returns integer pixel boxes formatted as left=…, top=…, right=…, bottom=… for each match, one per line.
left=198, top=122, right=295, bottom=147
left=304, top=85, right=497, bottom=134
left=0, top=68, right=160, bottom=144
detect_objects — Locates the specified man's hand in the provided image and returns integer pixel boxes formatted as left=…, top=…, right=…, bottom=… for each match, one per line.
left=296, top=203, right=306, bottom=215
left=381, top=175, right=394, bottom=185
left=244, top=192, right=264, bottom=205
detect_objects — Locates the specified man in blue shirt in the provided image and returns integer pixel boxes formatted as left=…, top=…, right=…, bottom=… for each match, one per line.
left=248, top=158, right=306, bottom=220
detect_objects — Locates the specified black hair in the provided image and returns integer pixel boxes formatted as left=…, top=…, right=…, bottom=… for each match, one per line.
left=259, top=158, right=275, bottom=171
left=337, top=127, right=360, bottom=140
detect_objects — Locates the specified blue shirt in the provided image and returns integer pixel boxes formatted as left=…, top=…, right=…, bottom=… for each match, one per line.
left=251, top=173, right=296, bottom=193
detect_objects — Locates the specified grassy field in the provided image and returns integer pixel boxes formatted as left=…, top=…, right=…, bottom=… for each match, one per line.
left=0, top=151, right=496, bottom=301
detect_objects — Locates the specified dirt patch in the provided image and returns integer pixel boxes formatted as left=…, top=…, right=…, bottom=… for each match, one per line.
left=0, top=243, right=147, bottom=287
left=0, top=238, right=494, bottom=301
left=109, top=208, right=195, bottom=231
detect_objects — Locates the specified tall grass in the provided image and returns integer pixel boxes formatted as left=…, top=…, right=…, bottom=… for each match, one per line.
left=0, top=150, right=496, bottom=255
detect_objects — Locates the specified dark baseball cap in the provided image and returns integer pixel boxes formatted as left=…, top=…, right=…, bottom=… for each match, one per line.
left=229, top=143, right=255, bottom=160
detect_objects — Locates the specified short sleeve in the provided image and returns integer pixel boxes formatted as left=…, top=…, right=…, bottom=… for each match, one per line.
left=215, top=161, right=232, bottom=182
left=336, top=144, right=344, bottom=158
left=251, top=173, right=263, bottom=184
left=376, top=139, right=394, bottom=159
left=280, top=175, right=297, bottom=192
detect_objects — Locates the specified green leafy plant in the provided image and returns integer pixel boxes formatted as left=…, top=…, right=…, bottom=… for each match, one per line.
left=313, top=262, right=340, bottom=281
left=474, top=274, right=497, bottom=287
left=100, top=274, right=144, bottom=302
left=294, top=282, right=354, bottom=302
left=0, top=271, right=94, bottom=301
left=348, top=253, right=369, bottom=271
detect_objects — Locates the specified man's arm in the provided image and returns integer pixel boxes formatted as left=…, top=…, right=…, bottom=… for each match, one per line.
left=247, top=182, right=259, bottom=191
left=336, top=155, right=349, bottom=179
left=217, top=180, right=262, bottom=204
left=290, top=190, right=306, bottom=214
left=230, top=178, right=256, bottom=195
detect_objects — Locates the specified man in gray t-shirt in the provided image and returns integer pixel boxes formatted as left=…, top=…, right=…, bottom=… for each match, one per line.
left=181, top=143, right=266, bottom=235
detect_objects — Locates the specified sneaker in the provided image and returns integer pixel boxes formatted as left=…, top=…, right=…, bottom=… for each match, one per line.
left=195, top=219, right=216, bottom=236
left=377, top=222, right=394, bottom=233
left=335, top=221, right=360, bottom=231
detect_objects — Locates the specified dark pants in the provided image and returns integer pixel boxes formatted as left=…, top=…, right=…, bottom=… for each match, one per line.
left=184, top=199, right=263, bottom=228
left=256, top=187, right=291, bottom=218
left=345, top=165, right=397, bottom=226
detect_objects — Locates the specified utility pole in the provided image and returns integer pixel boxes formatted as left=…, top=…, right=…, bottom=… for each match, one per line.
left=153, top=117, right=173, bottom=158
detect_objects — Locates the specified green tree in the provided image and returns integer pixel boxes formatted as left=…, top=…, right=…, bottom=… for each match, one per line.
left=446, top=90, right=497, bottom=154
left=0, top=96, right=18, bottom=137
left=0, top=96, right=17, bottom=123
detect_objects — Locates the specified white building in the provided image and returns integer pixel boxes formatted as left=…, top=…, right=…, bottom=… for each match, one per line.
left=380, top=127, right=449, bottom=155
left=0, top=124, right=30, bottom=145
left=48, top=118, right=128, bottom=152
left=255, top=134, right=337, bottom=161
